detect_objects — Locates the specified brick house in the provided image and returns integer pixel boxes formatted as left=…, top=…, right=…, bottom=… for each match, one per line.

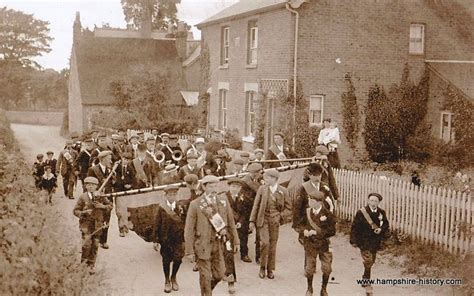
left=68, top=13, right=201, bottom=133
left=197, top=0, right=473, bottom=162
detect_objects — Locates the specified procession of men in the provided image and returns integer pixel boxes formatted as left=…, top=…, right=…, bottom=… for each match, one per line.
left=32, top=126, right=390, bottom=296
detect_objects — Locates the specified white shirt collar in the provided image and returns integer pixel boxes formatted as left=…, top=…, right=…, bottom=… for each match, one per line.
left=269, top=184, right=278, bottom=194
left=99, top=163, right=107, bottom=173
left=166, top=200, right=176, bottom=211
left=277, top=144, right=283, bottom=152
left=369, top=206, right=378, bottom=213
left=312, top=205, right=323, bottom=215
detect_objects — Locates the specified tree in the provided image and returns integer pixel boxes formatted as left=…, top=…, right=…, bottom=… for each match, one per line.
left=120, top=0, right=181, bottom=30
left=0, top=7, right=53, bottom=68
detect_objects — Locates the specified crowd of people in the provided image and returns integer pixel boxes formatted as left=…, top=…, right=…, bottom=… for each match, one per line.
left=31, top=121, right=390, bottom=296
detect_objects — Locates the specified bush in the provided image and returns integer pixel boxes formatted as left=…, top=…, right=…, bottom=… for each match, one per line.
left=224, top=128, right=242, bottom=150
left=0, top=111, right=106, bottom=295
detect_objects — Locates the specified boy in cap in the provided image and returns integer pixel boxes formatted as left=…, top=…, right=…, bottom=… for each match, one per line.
left=350, top=193, right=389, bottom=290
left=39, top=165, right=57, bottom=204
left=75, top=139, right=94, bottom=192
left=87, top=150, right=114, bottom=249
left=184, top=175, right=240, bottom=296
left=33, top=154, right=45, bottom=188
left=227, top=177, right=253, bottom=263
left=57, top=140, right=78, bottom=199
left=293, top=190, right=336, bottom=296
left=253, top=149, right=265, bottom=162
left=45, top=151, right=57, bottom=177
left=207, top=152, right=226, bottom=177
left=155, top=185, right=189, bottom=293
left=73, top=176, right=113, bottom=272
left=249, top=169, right=291, bottom=279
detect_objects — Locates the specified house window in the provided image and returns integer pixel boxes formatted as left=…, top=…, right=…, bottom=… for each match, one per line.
left=309, top=95, right=324, bottom=125
left=219, top=89, right=228, bottom=129
left=245, top=91, right=257, bottom=135
left=247, top=21, right=258, bottom=65
left=409, top=23, right=425, bottom=54
left=440, top=112, right=454, bottom=142
left=221, top=26, right=230, bottom=65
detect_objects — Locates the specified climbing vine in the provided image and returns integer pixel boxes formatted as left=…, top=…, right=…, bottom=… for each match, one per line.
left=341, top=77, right=360, bottom=149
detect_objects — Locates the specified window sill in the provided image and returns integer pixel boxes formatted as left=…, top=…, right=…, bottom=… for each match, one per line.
left=246, top=64, right=258, bottom=69
left=409, top=52, right=425, bottom=56
left=219, top=64, right=229, bottom=70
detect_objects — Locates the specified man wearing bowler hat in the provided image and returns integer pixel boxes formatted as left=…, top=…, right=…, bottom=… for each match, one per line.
left=249, top=169, right=291, bottom=279
left=184, top=175, right=240, bottom=296
left=350, top=193, right=389, bottom=290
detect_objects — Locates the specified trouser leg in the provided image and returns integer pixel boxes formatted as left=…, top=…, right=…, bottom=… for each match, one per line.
left=163, top=256, right=171, bottom=281
left=197, top=259, right=212, bottom=296
left=62, top=174, right=69, bottom=196
left=258, top=224, right=270, bottom=270
left=361, top=249, right=376, bottom=279
left=171, top=259, right=182, bottom=279
left=267, top=222, right=279, bottom=271
left=238, top=221, right=249, bottom=258
left=100, top=209, right=112, bottom=244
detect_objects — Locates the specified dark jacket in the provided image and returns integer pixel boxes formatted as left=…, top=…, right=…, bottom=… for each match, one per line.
left=44, top=158, right=57, bottom=175
left=350, top=206, right=390, bottom=251
left=226, top=191, right=253, bottom=225
left=293, top=206, right=336, bottom=253
left=155, top=200, right=190, bottom=246
left=73, top=191, right=113, bottom=233
left=266, top=144, right=296, bottom=168
left=75, top=150, right=92, bottom=180
left=87, top=164, right=113, bottom=194
left=57, top=149, right=78, bottom=176
left=114, top=163, right=136, bottom=192
left=292, top=181, right=335, bottom=228
left=249, top=184, right=291, bottom=227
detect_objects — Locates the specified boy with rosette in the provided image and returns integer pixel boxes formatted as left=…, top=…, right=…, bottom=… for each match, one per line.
left=293, top=189, right=336, bottom=296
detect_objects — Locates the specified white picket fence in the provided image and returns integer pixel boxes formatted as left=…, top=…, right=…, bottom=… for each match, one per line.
left=334, top=169, right=473, bottom=255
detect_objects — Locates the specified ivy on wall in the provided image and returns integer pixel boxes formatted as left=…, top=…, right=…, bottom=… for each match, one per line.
left=341, top=77, right=360, bottom=149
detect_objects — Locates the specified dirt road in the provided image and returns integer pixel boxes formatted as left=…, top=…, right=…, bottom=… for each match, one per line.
left=11, top=124, right=452, bottom=296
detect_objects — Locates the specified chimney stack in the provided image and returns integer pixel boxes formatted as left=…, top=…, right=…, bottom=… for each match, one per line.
left=175, top=21, right=188, bottom=60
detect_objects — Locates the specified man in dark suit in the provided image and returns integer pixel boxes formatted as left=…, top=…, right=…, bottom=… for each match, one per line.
left=226, top=177, right=253, bottom=263
left=57, top=140, right=78, bottom=199
left=89, top=133, right=110, bottom=167
left=241, top=163, right=264, bottom=262
left=184, top=175, right=240, bottom=296
left=350, top=193, right=389, bottom=289
left=113, top=152, right=136, bottom=237
left=155, top=185, right=190, bottom=293
left=87, top=150, right=114, bottom=249
left=265, top=132, right=296, bottom=168
left=249, top=169, right=291, bottom=279
left=74, top=139, right=94, bottom=192
left=293, top=189, right=336, bottom=296
left=305, top=145, right=340, bottom=201
left=178, top=153, right=203, bottom=180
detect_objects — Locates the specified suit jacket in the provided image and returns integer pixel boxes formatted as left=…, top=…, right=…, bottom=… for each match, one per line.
left=87, top=164, right=113, bottom=194
left=74, top=150, right=92, bottom=180
left=184, top=194, right=240, bottom=260
left=293, top=206, right=336, bottom=253
left=57, top=149, right=78, bottom=176
left=226, top=191, right=252, bottom=225
left=73, top=192, right=113, bottom=233
left=266, top=144, right=296, bottom=168
left=114, top=163, right=136, bottom=192
left=178, top=165, right=204, bottom=180
left=350, top=206, right=389, bottom=251
left=304, top=159, right=340, bottom=200
left=155, top=199, right=190, bottom=246
left=44, top=158, right=57, bottom=175
left=249, top=184, right=291, bottom=227
left=89, top=147, right=107, bottom=167
left=131, top=157, right=155, bottom=188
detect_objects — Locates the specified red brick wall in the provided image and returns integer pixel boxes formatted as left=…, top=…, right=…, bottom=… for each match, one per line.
left=200, top=0, right=472, bottom=164
left=297, top=0, right=473, bottom=164
left=200, top=8, right=294, bottom=137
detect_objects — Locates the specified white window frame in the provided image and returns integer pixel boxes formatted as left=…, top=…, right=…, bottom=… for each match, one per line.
left=440, top=111, right=454, bottom=142
left=249, top=26, right=258, bottom=65
left=221, top=26, right=230, bottom=65
left=309, top=95, right=324, bottom=126
left=409, top=23, right=425, bottom=55
left=219, top=89, right=228, bottom=129
left=246, top=91, right=257, bottom=136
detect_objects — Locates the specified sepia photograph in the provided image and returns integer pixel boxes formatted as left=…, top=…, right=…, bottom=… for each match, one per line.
left=0, top=0, right=472, bottom=295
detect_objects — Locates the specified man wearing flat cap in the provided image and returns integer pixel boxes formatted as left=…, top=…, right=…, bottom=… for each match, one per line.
left=350, top=193, right=389, bottom=289
left=266, top=132, right=296, bottom=168
left=293, top=189, right=336, bottom=296
left=232, top=158, right=245, bottom=174
left=178, top=152, right=204, bottom=180
left=57, top=139, right=78, bottom=199
left=184, top=175, right=240, bottom=296
left=87, top=150, right=114, bottom=249
left=183, top=174, right=203, bottom=201
left=249, top=169, right=291, bottom=280
left=253, top=148, right=265, bottom=162
left=89, top=133, right=111, bottom=167
left=73, top=176, right=113, bottom=272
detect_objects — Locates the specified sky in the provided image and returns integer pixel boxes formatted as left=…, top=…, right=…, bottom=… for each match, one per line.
left=1, top=0, right=238, bottom=71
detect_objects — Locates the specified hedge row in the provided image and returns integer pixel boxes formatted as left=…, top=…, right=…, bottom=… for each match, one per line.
left=0, top=111, right=106, bottom=295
